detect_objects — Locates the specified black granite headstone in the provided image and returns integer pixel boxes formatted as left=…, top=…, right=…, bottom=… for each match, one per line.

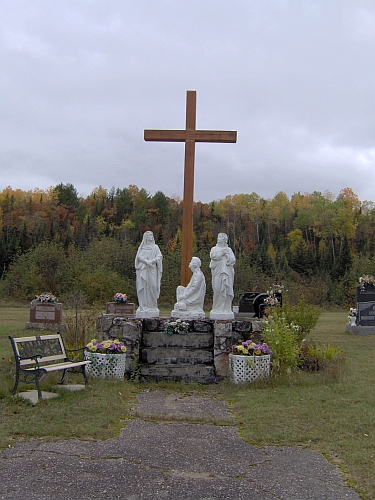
left=238, top=292, right=258, bottom=313
left=356, top=284, right=375, bottom=303
left=357, top=301, right=375, bottom=326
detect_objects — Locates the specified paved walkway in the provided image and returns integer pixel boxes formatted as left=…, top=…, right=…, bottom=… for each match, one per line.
left=0, top=390, right=361, bottom=500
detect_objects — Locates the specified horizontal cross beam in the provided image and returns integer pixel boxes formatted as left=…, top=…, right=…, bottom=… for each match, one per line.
left=144, top=129, right=237, bottom=143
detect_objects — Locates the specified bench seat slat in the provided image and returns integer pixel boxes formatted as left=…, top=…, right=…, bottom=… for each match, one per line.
left=22, top=360, right=90, bottom=372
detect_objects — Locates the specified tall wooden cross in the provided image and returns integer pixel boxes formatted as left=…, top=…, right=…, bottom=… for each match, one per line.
left=144, top=90, right=237, bottom=286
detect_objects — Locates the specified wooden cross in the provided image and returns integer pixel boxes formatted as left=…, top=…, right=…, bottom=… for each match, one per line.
left=144, top=90, right=237, bottom=286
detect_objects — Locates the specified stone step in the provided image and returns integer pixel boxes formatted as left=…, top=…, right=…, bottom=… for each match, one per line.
left=142, top=332, right=213, bottom=348
left=140, top=364, right=216, bottom=384
left=141, top=347, right=213, bottom=365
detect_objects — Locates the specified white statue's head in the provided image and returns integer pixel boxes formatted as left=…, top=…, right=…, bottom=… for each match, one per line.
left=217, top=233, right=228, bottom=244
left=189, top=256, right=201, bottom=269
left=143, top=231, right=155, bottom=243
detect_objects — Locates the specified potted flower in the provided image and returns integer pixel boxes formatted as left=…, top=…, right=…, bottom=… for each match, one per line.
left=29, top=292, right=62, bottom=325
left=164, top=319, right=189, bottom=335
left=106, top=293, right=134, bottom=315
left=84, top=338, right=127, bottom=379
left=348, top=308, right=357, bottom=326
left=229, top=340, right=272, bottom=384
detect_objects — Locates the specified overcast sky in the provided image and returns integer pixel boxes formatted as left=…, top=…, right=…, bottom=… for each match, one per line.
left=1, top=0, right=374, bottom=203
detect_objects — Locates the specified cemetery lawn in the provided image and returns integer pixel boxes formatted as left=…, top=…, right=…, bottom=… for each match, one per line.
left=0, top=307, right=374, bottom=499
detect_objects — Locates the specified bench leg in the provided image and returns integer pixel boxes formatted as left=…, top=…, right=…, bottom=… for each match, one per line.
left=58, top=369, right=68, bottom=385
left=11, top=368, right=20, bottom=396
left=83, top=365, right=89, bottom=385
left=35, top=374, right=43, bottom=400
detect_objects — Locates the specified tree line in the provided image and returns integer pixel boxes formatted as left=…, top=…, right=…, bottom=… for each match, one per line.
left=0, top=183, right=374, bottom=307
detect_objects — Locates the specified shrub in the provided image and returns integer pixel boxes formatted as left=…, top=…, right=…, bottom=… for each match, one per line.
left=263, top=311, right=300, bottom=373
left=283, top=295, right=320, bottom=343
left=300, top=341, right=345, bottom=369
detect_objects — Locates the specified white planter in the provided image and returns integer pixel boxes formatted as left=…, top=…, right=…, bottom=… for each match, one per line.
left=349, top=316, right=357, bottom=326
left=84, top=352, right=126, bottom=379
left=229, top=353, right=270, bottom=384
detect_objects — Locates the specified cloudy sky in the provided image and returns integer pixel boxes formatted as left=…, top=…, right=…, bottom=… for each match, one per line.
left=1, top=0, right=374, bottom=203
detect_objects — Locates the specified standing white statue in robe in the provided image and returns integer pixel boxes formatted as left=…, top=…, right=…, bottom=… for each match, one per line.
left=171, top=257, right=206, bottom=320
left=209, top=233, right=236, bottom=320
left=135, top=231, right=163, bottom=318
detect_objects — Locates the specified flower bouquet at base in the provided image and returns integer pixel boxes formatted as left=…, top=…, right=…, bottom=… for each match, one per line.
left=164, top=319, right=189, bottom=335
left=348, top=308, right=357, bottom=318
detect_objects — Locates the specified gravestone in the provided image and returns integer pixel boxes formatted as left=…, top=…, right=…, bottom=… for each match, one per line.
left=356, top=285, right=375, bottom=327
left=106, top=302, right=135, bottom=316
left=29, top=302, right=62, bottom=324
left=238, top=292, right=258, bottom=315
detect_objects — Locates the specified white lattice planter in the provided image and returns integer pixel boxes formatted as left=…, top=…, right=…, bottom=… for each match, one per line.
left=229, top=354, right=270, bottom=384
left=84, top=352, right=126, bottom=379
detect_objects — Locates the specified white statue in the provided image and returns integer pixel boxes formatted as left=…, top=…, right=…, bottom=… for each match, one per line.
left=209, top=233, right=236, bottom=320
left=135, top=231, right=163, bottom=318
left=171, top=257, right=206, bottom=320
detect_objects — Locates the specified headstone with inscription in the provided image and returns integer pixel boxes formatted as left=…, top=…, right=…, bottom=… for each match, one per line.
left=356, top=285, right=375, bottom=327
left=28, top=301, right=62, bottom=328
left=106, top=302, right=135, bottom=316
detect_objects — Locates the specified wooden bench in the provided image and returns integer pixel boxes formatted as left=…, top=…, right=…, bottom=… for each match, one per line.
left=9, top=333, right=91, bottom=399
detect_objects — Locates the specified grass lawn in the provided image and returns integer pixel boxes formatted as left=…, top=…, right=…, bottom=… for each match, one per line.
left=0, top=306, right=374, bottom=498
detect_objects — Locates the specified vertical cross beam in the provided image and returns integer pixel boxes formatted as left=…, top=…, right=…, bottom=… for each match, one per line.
left=144, top=90, right=237, bottom=286
left=181, top=91, right=196, bottom=286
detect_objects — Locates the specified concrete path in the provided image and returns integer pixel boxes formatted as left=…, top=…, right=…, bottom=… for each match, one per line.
left=0, top=390, right=361, bottom=500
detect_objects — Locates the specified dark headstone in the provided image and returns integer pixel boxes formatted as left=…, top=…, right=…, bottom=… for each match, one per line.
left=238, top=292, right=258, bottom=313
left=357, top=301, right=375, bottom=326
left=252, top=293, right=269, bottom=318
left=356, top=285, right=375, bottom=304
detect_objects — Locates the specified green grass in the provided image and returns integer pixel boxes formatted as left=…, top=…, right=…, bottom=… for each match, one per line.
left=0, top=307, right=374, bottom=498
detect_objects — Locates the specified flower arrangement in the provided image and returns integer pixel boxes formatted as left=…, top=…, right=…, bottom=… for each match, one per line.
left=267, top=284, right=286, bottom=295
left=264, top=284, right=286, bottom=308
left=359, top=275, right=375, bottom=292
left=86, top=338, right=126, bottom=354
left=231, top=340, right=273, bottom=357
left=164, top=319, right=189, bottom=335
left=348, top=308, right=357, bottom=318
left=33, top=292, right=58, bottom=303
left=264, top=295, right=279, bottom=306
left=114, top=293, right=128, bottom=303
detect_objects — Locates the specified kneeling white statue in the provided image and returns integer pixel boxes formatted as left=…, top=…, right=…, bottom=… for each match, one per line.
left=171, top=257, right=206, bottom=320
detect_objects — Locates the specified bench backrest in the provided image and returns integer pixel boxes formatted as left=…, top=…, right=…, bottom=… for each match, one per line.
left=9, top=334, right=67, bottom=367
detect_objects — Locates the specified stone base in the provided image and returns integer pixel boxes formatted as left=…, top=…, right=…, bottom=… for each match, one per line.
left=346, top=323, right=375, bottom=335
left=25, top=322, right=65, bottom=331
left=210, top=311, right=234, bottom=320
left=234, top=312, right=256, bottom=319
left=171, top=309, right=206, bottom=320
left=16, top=390, right=59, bottom=405
left=136, top=309, right=160, bottom=319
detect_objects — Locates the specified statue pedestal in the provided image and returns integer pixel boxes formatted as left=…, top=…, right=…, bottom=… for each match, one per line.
left=171, top=309, right=206, bottom=320
left=136, top=309, right=160, bottom=319
left=210, top=311, right=234, bottom=320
